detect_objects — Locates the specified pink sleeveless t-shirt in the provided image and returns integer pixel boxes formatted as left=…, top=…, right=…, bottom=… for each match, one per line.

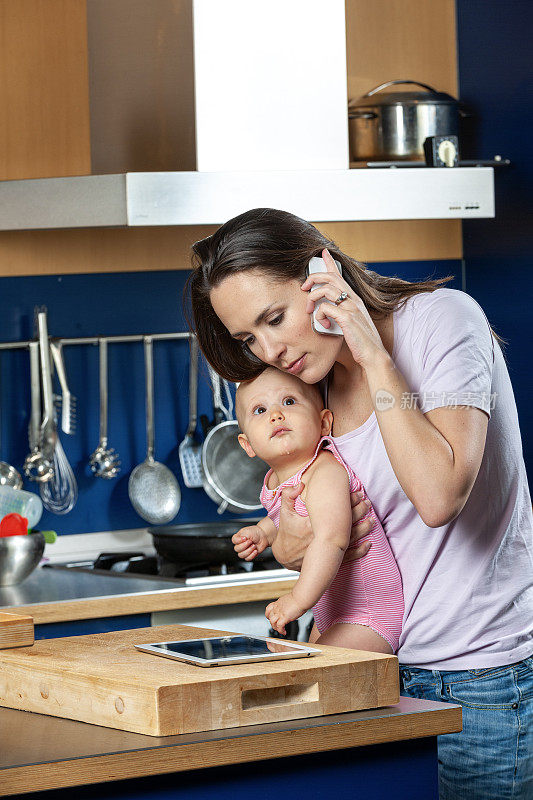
left=260, top=435, right=404, bottom=651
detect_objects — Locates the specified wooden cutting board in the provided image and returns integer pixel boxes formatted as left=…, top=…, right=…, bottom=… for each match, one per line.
left=0, top=624, right=399, bottom=736
left=0, top=612, right=34, bottom=649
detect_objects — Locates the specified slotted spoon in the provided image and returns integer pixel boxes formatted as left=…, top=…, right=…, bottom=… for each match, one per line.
left=178, top=336, right=203, bottom=488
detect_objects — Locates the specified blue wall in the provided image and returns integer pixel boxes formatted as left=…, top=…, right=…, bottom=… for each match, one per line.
left=457, top=0, right=533, bottom=478
left=0, top=261, right=461, bottom=535
left=0, top=270, right=221, bottom=534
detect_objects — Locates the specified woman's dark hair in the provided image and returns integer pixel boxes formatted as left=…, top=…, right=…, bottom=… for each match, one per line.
left=185, top=208, right=505, bottom=381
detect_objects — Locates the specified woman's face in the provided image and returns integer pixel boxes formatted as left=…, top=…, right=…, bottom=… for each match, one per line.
left=210, top=270, right=344, bottom=383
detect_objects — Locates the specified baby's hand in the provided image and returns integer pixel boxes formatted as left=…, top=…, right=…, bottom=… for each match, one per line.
left=232, top=525, right=269, bottom=562
left=265, top=593, right=306, bottom=636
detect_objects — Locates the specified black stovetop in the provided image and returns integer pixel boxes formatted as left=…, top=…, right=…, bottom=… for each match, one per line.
left=44, top=551, right=284, bottom=582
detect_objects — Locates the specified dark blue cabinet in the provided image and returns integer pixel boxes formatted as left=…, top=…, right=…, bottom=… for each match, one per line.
left=17, top=738, right=438, bottom=800
left=35, top=614, right=152, bottom=639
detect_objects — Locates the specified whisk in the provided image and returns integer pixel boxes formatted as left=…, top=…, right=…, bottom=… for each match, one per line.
left=40, top=433, right=78, bottom=514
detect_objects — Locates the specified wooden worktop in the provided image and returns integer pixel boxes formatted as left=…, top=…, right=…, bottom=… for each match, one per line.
left=0, top=566, right=297, bottom=624
left=0, top=696, right=461, bottom=796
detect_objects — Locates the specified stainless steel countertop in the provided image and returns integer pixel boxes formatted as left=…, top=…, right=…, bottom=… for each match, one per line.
left=0, top=697, right=456, bottom=770
left=0, top=565, right=187, bottom=609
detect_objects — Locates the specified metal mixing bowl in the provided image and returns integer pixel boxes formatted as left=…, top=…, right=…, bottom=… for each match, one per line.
left=0, top=533, right=45, bottom=586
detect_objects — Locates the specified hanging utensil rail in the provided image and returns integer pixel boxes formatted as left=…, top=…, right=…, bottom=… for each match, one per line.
left=0, top=331, right=193, bottom=350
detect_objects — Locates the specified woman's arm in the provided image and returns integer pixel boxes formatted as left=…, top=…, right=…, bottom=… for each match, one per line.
left=364, top=356, right=488, bottom=527
left=302, top=250, right=489, bottom=528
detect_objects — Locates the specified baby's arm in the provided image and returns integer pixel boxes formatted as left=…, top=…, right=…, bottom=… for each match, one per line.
left=265, top=454, right=351, bottom=634
left=293, top=456, right=352, bottom=607
left=232, top=516, right=277, bottom=562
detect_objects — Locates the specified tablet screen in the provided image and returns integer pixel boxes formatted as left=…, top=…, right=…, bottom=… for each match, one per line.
left=150, top=636, right=305, bottom=660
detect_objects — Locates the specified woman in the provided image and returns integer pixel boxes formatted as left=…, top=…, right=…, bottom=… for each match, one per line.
left=186, top=207, right=533, bottom=800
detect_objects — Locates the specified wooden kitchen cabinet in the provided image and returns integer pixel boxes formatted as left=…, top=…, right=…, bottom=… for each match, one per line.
left=0, top=0, right=462, bottom=276
left=0, top=0, right=91, bottom=181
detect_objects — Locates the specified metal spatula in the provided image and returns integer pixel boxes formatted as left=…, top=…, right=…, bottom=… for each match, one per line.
left=50, top=341, right=77, bottom=435
left=179, top=337, right=203, bottom=488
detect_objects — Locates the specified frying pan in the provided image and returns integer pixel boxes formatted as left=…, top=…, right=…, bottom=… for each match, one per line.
left=148, top=519, right=274, bottom=566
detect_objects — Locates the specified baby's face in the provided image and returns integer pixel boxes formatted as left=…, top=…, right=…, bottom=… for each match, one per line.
left=236, top=368, right=331, bottom=465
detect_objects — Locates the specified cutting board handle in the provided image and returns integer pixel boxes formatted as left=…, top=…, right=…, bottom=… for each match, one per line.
left=240, top=681, right=319, bottom=712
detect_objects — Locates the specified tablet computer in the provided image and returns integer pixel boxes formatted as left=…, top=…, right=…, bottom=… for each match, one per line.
left=135, top=635, right=320, bottom=667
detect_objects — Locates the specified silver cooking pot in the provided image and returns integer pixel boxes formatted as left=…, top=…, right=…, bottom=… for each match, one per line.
left=348, top=79, right=460, bottom=162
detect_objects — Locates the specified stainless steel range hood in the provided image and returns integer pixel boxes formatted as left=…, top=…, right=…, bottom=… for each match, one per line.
left=0, top=1, right=495, bottom=231
left=0, top=167, right=495, bottom=230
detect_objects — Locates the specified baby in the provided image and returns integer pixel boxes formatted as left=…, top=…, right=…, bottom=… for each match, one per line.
left=233, top=367, right=404, bottom=653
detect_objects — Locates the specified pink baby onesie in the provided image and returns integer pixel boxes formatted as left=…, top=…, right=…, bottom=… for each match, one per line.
left=260, top=435, right=404, bottom=651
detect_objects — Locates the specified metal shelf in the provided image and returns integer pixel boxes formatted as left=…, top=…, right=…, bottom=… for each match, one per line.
left=0, top=331, right=192, bottom=352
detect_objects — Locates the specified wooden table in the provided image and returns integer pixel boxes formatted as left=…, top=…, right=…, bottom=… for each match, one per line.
left=0, top=696, right=461, bottom=798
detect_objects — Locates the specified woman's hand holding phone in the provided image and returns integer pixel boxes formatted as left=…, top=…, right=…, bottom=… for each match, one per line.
left=302, top=248, right=388, bottom=370
left=306, top=256, right=344, bottom=335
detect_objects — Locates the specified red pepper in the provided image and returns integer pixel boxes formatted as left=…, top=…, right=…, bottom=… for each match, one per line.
left=0, top=513, right=29, bottom=537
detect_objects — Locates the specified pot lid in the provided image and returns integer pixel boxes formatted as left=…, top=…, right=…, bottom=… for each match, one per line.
left=349, top=80, right=457, bottom=111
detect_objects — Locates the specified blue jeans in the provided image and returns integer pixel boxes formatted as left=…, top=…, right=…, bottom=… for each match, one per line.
left=399, top=656, right=533, bottom=799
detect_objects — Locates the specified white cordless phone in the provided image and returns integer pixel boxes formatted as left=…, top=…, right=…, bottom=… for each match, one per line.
left=306, top=256, right=344, bottom=336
